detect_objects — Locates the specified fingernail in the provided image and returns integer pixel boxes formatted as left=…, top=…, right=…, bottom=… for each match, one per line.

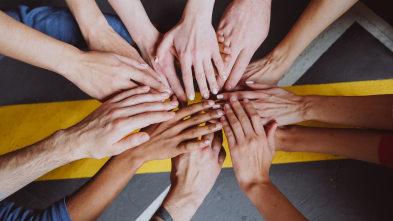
left=203, top=93, right=209, bottom=99
left=222, top=75, right=227, bottom=80
left=154, top=56, right=158, bottom=63
left=225, top=56, right=231, bottom=61
left=207, top=100, right=215, bottom=106
left=205, top=140, right=211, bottom=145
left=169, top=112, right=176, bottom=116
left=219, top=36, right=224, bottom=42
left=217, top=94, right=223, bottom=99
left=226, top=85, right=232, bottom=90
left=164, top=88, right=171, bottom=94
left=244, top=99, right=249, bottom=103
left=156, top=75, right=162, bottom=81
left=141, top=63, right=148, bottom=67
left=142, top=86, right=149, bottom=91
left=224, top=47, right=229, bottom=53
left=161, top=92, right=169, bottom=98
left=139, top=134, right=150, bottom=143
left=215, top=123, right=222, bottom=130
left=217, top=110, right=223, bottom=116
left=224, top=104, right=230, bottom=109
left=213, top=88, right=218, bottom=95
left=221, top=116, right=226, bottom=121
left=246, top=81, right=254, bottom=84
left=231, top=96, right=237, bottom=101
left=213, top=104, right=221, bottom=109
left=170, top=100, right=179, bottom=106
left=188, top=94, right=195, bottom=101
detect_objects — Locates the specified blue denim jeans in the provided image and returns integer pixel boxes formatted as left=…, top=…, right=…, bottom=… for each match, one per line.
left=1, top=5, right=132, bottom=60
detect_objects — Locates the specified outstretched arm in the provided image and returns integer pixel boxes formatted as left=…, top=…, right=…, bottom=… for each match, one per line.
left=221, top=96, right=307, bottom=221
left=241, top=0, right=358, bottom=86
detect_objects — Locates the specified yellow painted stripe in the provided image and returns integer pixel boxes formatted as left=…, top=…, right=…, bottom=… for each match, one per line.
left=1, top=79, right=392, bottom=180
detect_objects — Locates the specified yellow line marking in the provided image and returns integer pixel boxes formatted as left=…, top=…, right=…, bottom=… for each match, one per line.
left=1, top=79, right=392, bottom=180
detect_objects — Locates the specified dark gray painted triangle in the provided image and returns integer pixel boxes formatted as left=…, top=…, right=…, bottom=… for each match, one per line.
left=294, top=22, right=393, bottom=85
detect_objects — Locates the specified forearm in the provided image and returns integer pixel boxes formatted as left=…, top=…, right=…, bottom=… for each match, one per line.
left=272, top=0, right=357, bottom=75
left=108, top=0, right=157, bottom=45
left=66, top=151, right=144, bottom=221
left=275, top=125, right=382, bottom=164
left=243, top=181, right=307, bottom=221
left=0, top=11, right=81, bottom=77
left=0, top=130, right=76, bottom=200
left=303, top=95, right=393, bottom=130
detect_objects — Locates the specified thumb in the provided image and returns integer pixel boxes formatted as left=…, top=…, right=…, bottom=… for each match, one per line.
left=156, top=34, right=174, bottom=63
left=176, top=139, right=211, bottom=155
left=246, top=82, right=277, bottom=90
left=266, top=122, right=278, bottom=154
left=113, top=132, right=150, bottom=154
left=112, top=54, right=149, bottom=71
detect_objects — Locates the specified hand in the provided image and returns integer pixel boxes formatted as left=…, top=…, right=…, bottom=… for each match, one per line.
left=217, top=83, right=307, bottom=126
left=220, top=96, right=277, bottom=189
left=64, top=51, right=171, bottom=102
left=65, top=86, right=177, bottom=159
left=156, top=1, right=226, bottom=101
left=128, top=100, right=224, bottom=162
left=157, top=130, right=226, bottom=221
left=235, top=51, right=292, bottom=89
left=217, top=0, right=271, bottom=91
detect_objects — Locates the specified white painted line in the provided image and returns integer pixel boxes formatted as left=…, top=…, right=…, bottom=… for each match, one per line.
left=278, top=2, right=393, bottom=86
left=135, top=185, right=171, bottom=221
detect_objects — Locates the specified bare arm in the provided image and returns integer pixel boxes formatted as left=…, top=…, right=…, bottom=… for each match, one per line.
left=221, top=96, right=307, bottom=221
left=241, top=0, right=358, bottom=85
left=218, top=83, right=393, bottom=131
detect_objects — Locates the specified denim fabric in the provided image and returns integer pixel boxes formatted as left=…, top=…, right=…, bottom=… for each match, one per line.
left=0, top=198, right=71, bottom=221
left=1, top=5, right=132, bottom=60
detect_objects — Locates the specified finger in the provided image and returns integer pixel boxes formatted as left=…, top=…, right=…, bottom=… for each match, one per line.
left=220, top=115, right=236, bottom=146
left=175, top=109, right=224, bottom=133
left=212, top=50, right=227, bottom=81
left=216, top=33, right=225, bottom=43
left=218, top=43, right=230, bottom=54
left=176, top=139, right=211, bottom=155
left=171, top=100, right=215, bottom=122
left=203, top=59, right=220, bottom=95
left=113, top=132, right=150, bottom=155
left=155, top=34, right=173, bottom=63
left=223, top=103, right=245, bottom=141
left=129, top=69, right=171, bottom=94
left=221, top=53, right=232, bottom=63
left=218, top=147, right=226, bottom=166
left=229, top=96, right=254, bottom=133
left=180, top=58, right=195, bottom=101
left=246, top=82, right=278, bottom=90
left=201, top=131, right=215, bottom=147
left=115, top=101, right=178, bottom=118
left=121, top=111, right=176, bottom=134
left=225, top=50, right=253, bottom=91
left=243, top=99, right=265, bottom=134
left=112, top=54, right=149, bottom=71
left=266, top=122, right=278, bottom=154
left=216, top=91, right=260, bottom=101
left=119, top=91, right=170, bottom=107
left=162, top=63, right=187, bottom=103
left=180, top=122, right=223, bottom=141
left=110, top=86, right=150, bottom=103
left=194, top=60, right=210, bottom=100
left=212, top=129, right=224, bottom=155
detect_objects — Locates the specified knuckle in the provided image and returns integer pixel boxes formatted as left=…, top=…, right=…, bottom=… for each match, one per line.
left=186, top=105, right=194, bottom=112
left=232, top=120, right=241, bottom=128
left=195, top=72, right=204, bottom=80
left=192, top=117, right=200, bottom=123
left=143, top=75, right=151, bottom=84
left=143, top=102, right=151, bottom=109
left=182, top=73, right=193, bottom=80
left=239, top=115, right=249, bottom=122
left=251, top=113, right=260, bottom=119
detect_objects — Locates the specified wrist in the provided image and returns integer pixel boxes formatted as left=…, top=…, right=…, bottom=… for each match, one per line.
left=302, top=95, right=318, bottom=121
left=161, top=189, right=204, bottom=220
left=183, top=0, right=214, bottom=22
left=54, top=47, right=85, bottom=81
left=240, top=178, right=273, bottom=196
left=51, top=129, right=83, bottom=162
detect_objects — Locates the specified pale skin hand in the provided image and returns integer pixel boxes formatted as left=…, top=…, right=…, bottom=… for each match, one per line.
left=151, top=130, right=226, bottom=221
left=221, top=97, right=307, bottom=221
left=67, top=103, right=224, bottom=221
left=156, top=0, right=226, bottom=101
left=65, top=0, right=168, bottom=99
left=237, top=0, right=358, bottom=87
left=0, top=86, right=176, bottom=199
left=217, top=0, right=271, bottom=91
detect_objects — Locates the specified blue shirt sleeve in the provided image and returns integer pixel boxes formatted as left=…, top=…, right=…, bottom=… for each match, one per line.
left=0, top=198, right=72, bottom=221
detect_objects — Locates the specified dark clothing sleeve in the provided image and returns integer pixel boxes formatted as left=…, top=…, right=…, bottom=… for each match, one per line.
left=0, top=198, right=71, bottom=221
